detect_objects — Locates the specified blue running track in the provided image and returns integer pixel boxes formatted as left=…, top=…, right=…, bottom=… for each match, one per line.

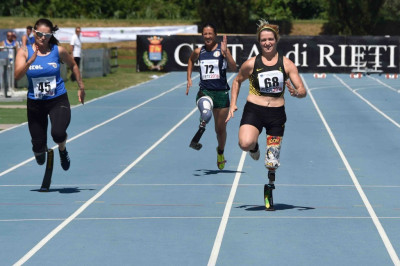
left=0, top=72, right=399, bottom=265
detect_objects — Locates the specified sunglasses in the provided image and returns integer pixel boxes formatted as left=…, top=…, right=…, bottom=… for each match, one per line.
left=34, top=30, right=53, bottom=38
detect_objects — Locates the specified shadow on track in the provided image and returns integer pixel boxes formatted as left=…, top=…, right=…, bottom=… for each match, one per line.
left=236, top=204, right=315, bottom=211
left=30, top=187, right=96, bottom=194
left=194, top=169, right=245, bottom=176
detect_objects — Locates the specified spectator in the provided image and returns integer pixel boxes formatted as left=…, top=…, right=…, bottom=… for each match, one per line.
left=1, top=31, right=20, bottom=62
left=70, top=27, right=82, bottom=81
left=21, top=26, right=35, bottom=47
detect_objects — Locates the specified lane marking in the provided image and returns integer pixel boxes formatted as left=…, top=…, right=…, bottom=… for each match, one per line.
left=367, top=75, right=400, bottom=93
left=334, top=74, right=400, bottom=129
left=3, top=216, right=400, bottom=223
left=208, top=151, right=247, bottom=266
left=0, top=77, right=197, bottom=178
left=3, top=183, right=400, bottom=188
left=0, top=73, right=170, bottom=135
left=13, top=106, right=198, bottom=265
left=302, top=75, right=400, bottom=265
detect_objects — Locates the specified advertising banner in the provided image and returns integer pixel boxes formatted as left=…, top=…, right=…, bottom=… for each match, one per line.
left=1, top=25, right=198, bottom=44
left=137, top=35, right=400, bottom=73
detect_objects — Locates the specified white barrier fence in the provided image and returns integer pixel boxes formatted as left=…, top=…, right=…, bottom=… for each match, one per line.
left=0, top=48, right=111, bottom=99
left=0, top=47, right=15, bottom=98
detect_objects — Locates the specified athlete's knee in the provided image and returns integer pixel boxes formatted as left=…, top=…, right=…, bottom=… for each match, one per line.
left=51, top=129, right=67, bottom=144
left=197, top=96, right=213, bottom=124
left=238, top=139, right=255, bottom=151
left=31, top=138, right=47, bottom=154
left=264, top=135, right=283, bottom=170
left=214, top=123, right=226, bottom=136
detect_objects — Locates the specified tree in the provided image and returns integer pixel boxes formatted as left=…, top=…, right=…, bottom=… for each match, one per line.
left=287, top=0, right=328, bottom=19
left=322, top=0, right=386, bottom=35
left=197, top=0, right=252, bottom=33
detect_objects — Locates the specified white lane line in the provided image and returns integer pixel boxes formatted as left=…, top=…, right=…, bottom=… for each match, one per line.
left=0, top=77, right=196, bottom=178
left=3, top=216, right=400, bottom=223
left=0, top=73, right=170, bottom=135
left=334, top=74, right=400, bottom=129
left=3, top=183, right=400, bottom=188
left=208, top=151, right=247, bottom=266
left=367, top=75, right=400, bottom=93
left=76, top=73, right=170, bottom=106
left=302, top=75, right=400, bottom=265
left=0, top=122, right=27, bottom=134
left=13, top=106, right=198, bottom=266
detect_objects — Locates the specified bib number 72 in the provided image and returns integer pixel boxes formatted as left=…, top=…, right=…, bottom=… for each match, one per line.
left=204, top=65, right=214, bottom=74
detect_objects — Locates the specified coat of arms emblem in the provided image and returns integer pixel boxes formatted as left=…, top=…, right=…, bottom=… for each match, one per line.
left=143, top=36, right=168, bottom=70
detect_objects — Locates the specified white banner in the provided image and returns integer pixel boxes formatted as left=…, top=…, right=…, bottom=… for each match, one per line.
left=9, top=25, right=198, bottom=43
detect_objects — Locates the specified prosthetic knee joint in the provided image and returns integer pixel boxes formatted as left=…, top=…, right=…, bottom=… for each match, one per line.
left=197, top=96, right=213, bottom=125
left=190, top=96, right=214, bottom=150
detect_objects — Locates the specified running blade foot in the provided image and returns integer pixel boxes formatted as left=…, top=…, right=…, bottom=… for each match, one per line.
left=189, top=141, right=202, bottom=150
left=264, top=184, right=275, bottom=211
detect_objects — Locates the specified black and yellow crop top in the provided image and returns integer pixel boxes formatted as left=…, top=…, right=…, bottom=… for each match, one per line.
left=249, top=53, right=287, bottom=97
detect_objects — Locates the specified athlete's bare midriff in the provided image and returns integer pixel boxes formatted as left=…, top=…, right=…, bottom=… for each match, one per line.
left=247, top=93, right=285, bottom=107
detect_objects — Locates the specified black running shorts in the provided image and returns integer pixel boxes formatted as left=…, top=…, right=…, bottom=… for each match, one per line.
left=240, top=101, right=287, bottom=136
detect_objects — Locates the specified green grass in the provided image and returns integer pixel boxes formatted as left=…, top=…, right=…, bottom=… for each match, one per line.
left=0, top=36, right=163, bottom=127
left=0, top=16, right=323, bottom=128
left=0, top=67, right=163, bottom=125
left=0, top=108, right=27, bottom=124
left=292, top=19, right=327, bottom=24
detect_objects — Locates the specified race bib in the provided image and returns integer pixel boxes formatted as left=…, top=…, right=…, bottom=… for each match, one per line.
left=200, top=59, right=220, bottom=80
left=258, top=70, right=284, bottom=94
left=32, top=76, right=56, bottom=99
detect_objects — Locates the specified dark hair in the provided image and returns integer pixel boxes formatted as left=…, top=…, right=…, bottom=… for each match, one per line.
left=27, top=26, right=33, bottom=30
left=34, top=18, right=59, bottom=45
left=201, top=23, right=217, bottom=35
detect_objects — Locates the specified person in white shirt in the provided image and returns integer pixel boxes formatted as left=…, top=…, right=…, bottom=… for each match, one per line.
left=69, top=27, right=81, bottom=81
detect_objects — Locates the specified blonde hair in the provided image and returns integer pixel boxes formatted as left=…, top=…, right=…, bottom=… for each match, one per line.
left=257, top=19, right=279, bottom=41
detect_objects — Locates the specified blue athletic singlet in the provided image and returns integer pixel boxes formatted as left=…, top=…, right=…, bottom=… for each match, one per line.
left=27, top=34, right=35, bottom=45
left=26, top=44, right=67, bottom=100
left=4, top=40, right=17, bottom=62
left=4, top=39, right=16, bottom=48
left=198, top=43, right=229, bottom=91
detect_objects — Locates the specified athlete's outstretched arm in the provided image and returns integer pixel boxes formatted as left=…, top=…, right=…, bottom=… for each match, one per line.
left=221, top=35, right=237, bottom=72
left=59, top=46, right=85, bottom=104
left=14, top=45, right=37, bottom=81
left=186, top=48, right=200, bottom=95
left=284, top=57, right=306, bottom=98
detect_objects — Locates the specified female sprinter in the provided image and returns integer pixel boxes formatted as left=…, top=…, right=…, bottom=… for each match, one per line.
left=14, top=18, right=85, bottom=172
left=186, top=23, right=236, bottom=170
left=225, top=20, right=306, bottom=210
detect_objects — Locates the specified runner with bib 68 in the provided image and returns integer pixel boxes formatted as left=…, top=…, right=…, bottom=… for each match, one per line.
left=225, top=19, right=306, bottom=210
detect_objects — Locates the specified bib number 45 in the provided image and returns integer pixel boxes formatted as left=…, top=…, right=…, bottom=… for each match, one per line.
left=38, top=82, right=51, bottom=93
